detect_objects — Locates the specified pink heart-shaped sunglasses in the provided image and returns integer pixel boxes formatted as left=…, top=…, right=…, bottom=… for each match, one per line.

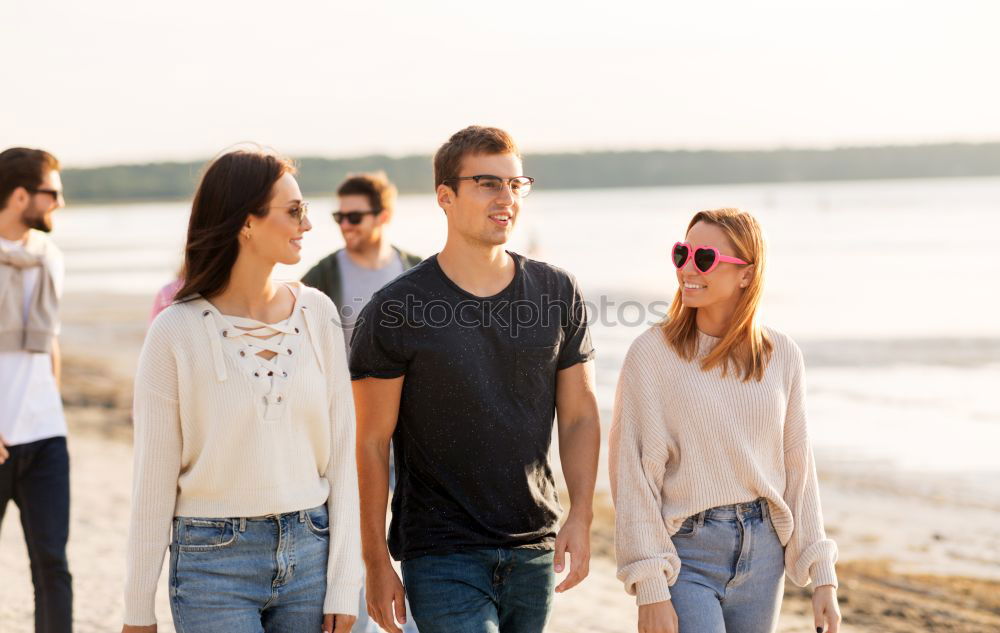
left=672, top=242, right=749, bottom=274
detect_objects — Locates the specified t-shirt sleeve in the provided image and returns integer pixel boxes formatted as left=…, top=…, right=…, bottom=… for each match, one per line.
left=348, top=293, right=409, bottom=380
left=557, top=274, right=595, bottom=370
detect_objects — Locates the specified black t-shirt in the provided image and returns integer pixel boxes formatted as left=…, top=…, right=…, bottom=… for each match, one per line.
left=349, top=252, right=595, bottom=561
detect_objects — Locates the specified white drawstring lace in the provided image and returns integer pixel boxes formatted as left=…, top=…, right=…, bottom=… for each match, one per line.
left=199, top=299, right=311, bottom=423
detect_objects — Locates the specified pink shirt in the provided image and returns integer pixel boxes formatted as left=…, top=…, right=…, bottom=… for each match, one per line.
left=149, top=278, right=183, bottom=323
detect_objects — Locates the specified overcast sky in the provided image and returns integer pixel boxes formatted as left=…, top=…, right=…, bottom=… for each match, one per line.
left=3, top=0, right=998, bottom=166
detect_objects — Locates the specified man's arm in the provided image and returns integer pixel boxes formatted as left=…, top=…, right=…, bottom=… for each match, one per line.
left=553, top=359, right=601, bottom=593
left=353, top=376, right=409, bottom=633
left=51, top=336, right=61, bottom=388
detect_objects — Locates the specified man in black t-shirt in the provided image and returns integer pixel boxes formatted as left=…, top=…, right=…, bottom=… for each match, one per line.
left=350, top=126, right=601, bottom=633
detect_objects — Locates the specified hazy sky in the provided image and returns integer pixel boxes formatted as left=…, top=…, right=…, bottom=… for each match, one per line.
left=3, top=0, right=999, bottom=166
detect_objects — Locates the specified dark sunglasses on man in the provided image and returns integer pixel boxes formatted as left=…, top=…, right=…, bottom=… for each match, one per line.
left=332, top=209, right=382, bottom=225
left=28, top=186, right=63, bottom=202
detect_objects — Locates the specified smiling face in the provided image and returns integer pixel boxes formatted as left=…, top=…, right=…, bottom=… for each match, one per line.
left=243, top=172, right=311, bottom=265
left=676, top=220, right=753, bottom=310
left=337, top=193, right=386, bottom=252
left=437, top=152, right=522, bottom=247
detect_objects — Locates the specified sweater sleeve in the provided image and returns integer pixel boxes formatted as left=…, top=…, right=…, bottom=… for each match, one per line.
left=123, top=318, right=183, bottom=625
left=322, top=310, right=364, bottom=615
left=781, top=342, right=839, bottom=588
left=609, top=339, right=680, bottom=604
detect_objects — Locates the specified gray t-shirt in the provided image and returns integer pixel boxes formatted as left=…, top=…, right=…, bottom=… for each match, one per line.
left=337, top=249, right=405, bottom=349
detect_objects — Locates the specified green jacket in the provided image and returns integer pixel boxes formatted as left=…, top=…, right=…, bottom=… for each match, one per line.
left=301, top=246, right=422, bottom=309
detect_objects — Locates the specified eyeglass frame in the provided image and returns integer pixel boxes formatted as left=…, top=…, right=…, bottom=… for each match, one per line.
left=268, top=200, right=310, bottom=225
left=441, top=174, right=535, bottom=197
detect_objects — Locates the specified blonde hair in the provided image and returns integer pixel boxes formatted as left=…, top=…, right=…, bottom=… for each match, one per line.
left=660, top=208, right=773, bottom=382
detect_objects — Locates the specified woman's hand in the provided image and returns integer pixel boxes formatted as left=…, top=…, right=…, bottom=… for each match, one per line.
left=812, top=584, right=842, bottom=632
left=323, top=613, right=357, bottom=632
left=638, top=600, right=678, bottom=633
left=121, top=625, right=156, bottom=633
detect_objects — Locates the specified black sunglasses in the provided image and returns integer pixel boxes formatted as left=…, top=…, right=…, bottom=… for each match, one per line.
left=332, top=209, right=381, bottom=225
left=29, top=187, right=63, bottom=200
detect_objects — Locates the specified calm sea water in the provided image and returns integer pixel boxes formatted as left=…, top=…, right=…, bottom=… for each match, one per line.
left=51, top=177, right=1000, bottom=480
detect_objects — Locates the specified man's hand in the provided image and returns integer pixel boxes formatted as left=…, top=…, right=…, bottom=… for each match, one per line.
left=638, top=600, right=678, bottom=633
left=121, top=625, right=157, bottom=633
left=553, top=513, right=592, bottom=593
left=366, top=558, right=407, bottom=633
left=323, top=613, right=357, bottom=633
left=0, top=433, right=9, bottom=465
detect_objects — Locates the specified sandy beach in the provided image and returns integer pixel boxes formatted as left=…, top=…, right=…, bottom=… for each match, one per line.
left=2, top=292, right=999, bottom=632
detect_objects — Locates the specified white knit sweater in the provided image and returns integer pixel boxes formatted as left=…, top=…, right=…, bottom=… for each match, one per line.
left=123, top=283, right=362, bottom=625
left=609, top=325, right=838, bottom=605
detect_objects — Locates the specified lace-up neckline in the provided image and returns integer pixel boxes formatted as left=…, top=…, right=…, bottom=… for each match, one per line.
left=195, top=283, right=326, bottom=423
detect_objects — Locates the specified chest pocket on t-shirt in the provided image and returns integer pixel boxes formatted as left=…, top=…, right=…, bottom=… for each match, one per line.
left=513, top=343, right=559, bottom=399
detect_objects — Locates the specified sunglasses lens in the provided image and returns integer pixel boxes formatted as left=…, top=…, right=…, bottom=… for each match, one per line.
left=672, top=244, right=689, bottom=268
left=348, top=213, right=363, bottom=225
left=694, top=248, right=717, bottom=272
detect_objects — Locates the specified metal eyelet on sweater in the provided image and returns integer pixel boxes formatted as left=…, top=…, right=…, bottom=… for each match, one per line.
left=282, top=371, right=288, bottom=378
left=202, top=310, right=210, bottom=317
left=287, top=349, right=293, bottom=355
left=253, top=372, right=259, bottom=378
left=277, top=396, right=282, bottom=403
left=294, top=327, right=299, bottom=333
left=239, top=350, right=246, bottom=357
left=267, top=371, right=273, bottom=376
left=222, top=330, right=228, bottom=337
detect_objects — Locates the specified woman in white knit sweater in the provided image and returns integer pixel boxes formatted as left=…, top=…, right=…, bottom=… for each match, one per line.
left=609, top=208, right=841, bottom=633
left=121, top=149, right=362, bottom=633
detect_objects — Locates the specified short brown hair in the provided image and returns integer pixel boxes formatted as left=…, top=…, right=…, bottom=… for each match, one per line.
left=434, top=126, right=520, bottom=192
left=337, top=171, right=397, bottom=213
left=0, top=147, right=61, bottom=209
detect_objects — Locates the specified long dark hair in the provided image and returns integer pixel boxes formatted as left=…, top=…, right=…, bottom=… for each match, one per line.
left=175, top=149, right=295, bottom=301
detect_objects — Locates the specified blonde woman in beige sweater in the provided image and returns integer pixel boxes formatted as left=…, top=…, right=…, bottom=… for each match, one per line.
left=121, top=149, right=361, bottom=633
left=609, top=208, right=841, bottom=633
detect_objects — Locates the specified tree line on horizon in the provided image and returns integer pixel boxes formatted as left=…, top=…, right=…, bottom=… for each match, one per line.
left=60, top=142, right=1000, bottom=203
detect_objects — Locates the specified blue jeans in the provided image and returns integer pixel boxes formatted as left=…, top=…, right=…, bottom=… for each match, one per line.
left=401, top=548, right=554, bottom=633
left=168, top=504, right=331, bottom=633
left=670, top=499, right=785, bottom=633
left=0, top=436, right=73, bottom=633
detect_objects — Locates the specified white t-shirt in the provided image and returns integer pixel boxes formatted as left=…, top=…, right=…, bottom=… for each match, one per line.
left=0, top=233, right=67, bottom=446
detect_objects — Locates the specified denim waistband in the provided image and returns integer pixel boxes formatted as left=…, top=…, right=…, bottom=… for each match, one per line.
left=176, top=504, right=325, bottom=531
left=693, top=498, right=768, bottom=523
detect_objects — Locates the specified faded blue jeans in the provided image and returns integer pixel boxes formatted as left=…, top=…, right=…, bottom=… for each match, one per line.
left=670, top=498, right=785, bottom=633
left=401, top=548, right=555, bottom=633
left=168, top=504, right=332, bottom=633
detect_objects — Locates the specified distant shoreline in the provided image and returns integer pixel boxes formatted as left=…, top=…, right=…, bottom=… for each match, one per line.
left=60, top=141, right=1000, bottom=203
left=57, top=173, right=1000, bottom=207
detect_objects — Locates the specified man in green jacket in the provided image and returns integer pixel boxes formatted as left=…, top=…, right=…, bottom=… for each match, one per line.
left=302, top=171, right=421, bottom=350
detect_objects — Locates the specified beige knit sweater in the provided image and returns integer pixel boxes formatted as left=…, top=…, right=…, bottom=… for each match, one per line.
left=123, top=283, right=362, bottom=625
left=609, top=325, right=838, bottom=605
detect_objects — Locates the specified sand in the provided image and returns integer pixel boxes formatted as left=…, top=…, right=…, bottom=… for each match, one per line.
left=2, top=292, right=999, bottom=632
